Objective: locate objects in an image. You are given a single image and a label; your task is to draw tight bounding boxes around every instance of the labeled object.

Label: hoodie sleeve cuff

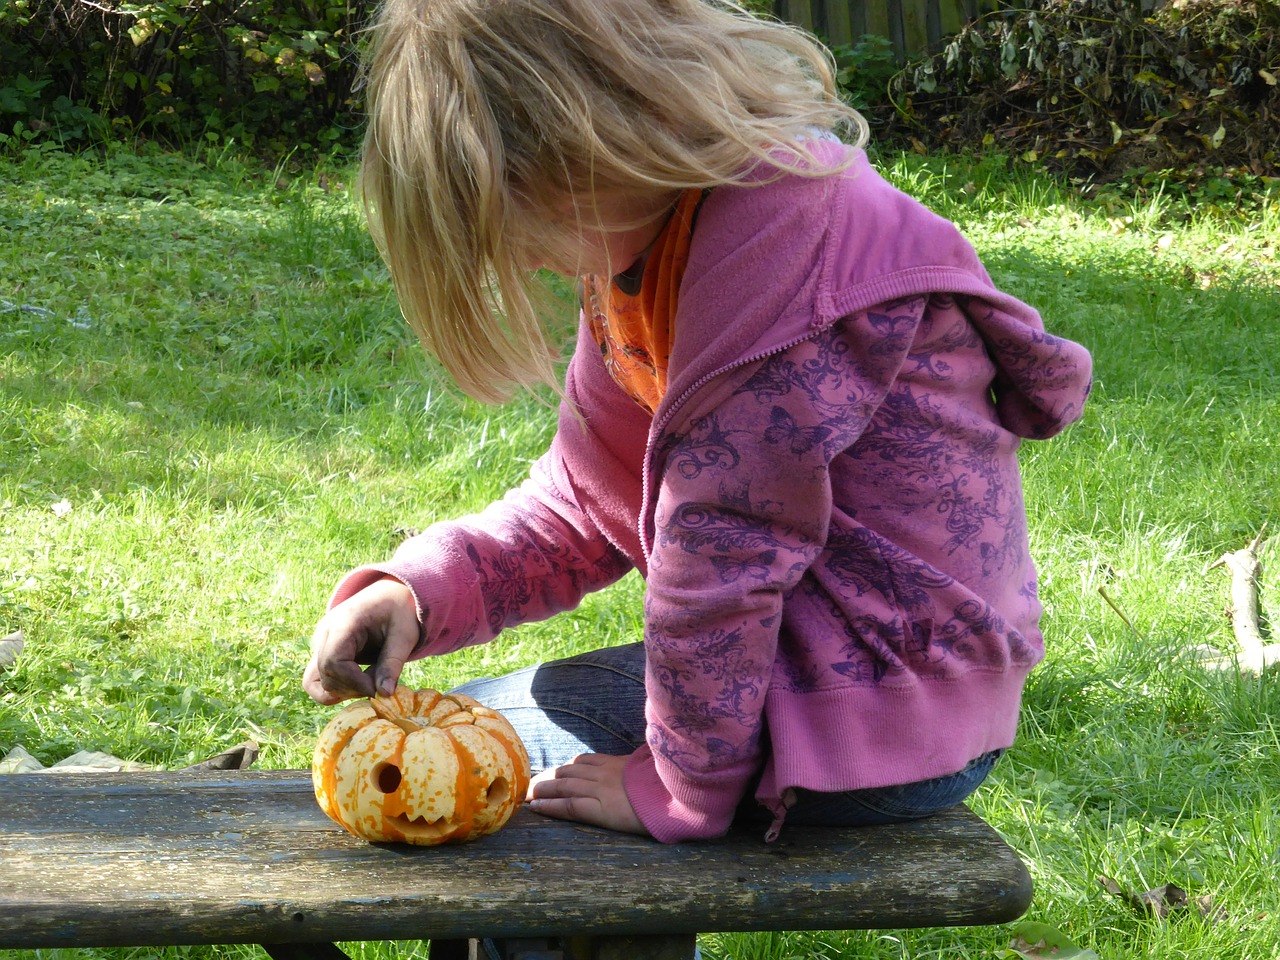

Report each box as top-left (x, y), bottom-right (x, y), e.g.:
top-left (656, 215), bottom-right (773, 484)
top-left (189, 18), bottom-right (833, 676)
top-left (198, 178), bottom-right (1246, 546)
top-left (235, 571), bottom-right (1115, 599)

top-left (623, 744), bottom-right (747, 843)
top-left (327, 536), bottom-right (489, 659)
top-left (329, 566), bottom-right (400, 608)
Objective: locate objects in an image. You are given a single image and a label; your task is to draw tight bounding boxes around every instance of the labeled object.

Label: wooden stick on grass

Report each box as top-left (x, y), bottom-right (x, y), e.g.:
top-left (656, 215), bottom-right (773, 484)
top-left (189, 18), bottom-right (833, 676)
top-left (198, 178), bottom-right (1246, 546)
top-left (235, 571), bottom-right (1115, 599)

top-left (1202, 526), bottom-right (1280, 675)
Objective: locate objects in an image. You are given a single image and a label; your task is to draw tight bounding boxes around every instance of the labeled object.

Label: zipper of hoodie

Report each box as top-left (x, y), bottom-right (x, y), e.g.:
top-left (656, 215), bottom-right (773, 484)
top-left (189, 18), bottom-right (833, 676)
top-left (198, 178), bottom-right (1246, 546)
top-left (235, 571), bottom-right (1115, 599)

top-left (637, 323), bottom-right (828, 563)
top-left (636, 325), bottom-right (827, 844)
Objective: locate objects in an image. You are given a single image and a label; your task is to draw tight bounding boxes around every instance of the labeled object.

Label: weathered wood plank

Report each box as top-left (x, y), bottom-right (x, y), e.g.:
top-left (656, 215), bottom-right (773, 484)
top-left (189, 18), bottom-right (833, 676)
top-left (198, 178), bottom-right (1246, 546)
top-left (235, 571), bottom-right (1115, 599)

top-left (826, 0), bottom-right (855, 46)
top-left (778, 0), bottom-right (816, 33)
top-left (778, 0), bottom-right (1002, 60)
top-left (0, 770), bottom-right (1031, 949)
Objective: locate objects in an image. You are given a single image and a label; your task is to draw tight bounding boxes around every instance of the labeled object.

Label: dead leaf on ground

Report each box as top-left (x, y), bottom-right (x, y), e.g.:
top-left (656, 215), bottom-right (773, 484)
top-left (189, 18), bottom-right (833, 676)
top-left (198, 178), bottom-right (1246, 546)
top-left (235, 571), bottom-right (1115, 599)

top-left (1006, 920), bottom-right (1101, 959)
top-left (182, 740), bottom-right (260, 771)
top-left (1098, 875), bottom-right (1225, 923)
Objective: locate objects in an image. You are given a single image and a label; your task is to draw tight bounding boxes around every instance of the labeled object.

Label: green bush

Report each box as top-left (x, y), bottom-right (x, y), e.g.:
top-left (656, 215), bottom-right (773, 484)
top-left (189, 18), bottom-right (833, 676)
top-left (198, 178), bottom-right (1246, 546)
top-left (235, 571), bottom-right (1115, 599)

top-left (884, 0), bottom-right (1280, 181)
top-left (0, 0), bottom-right (370, 153)
top-left (0, 0), bottom-right (898, 156)
top-left (830, 33), bottom-right (898, 113)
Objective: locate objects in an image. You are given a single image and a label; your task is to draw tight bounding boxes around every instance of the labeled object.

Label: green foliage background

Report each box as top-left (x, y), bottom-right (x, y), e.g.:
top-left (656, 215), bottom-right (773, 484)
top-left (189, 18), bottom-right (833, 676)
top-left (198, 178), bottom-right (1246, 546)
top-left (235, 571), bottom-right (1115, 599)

top-left (884, 0), bottom-right (1280, 180)
top-left (0, 0), bottom-right (371, 153)
top-left (3, 0), bottom-right (1276, 181)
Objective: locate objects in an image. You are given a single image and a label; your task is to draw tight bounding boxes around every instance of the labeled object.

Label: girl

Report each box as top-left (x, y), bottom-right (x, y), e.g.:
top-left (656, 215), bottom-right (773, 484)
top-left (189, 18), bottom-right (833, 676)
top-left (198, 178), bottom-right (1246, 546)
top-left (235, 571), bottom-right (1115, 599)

top-left (303, 0), bottom-right (1093, 845)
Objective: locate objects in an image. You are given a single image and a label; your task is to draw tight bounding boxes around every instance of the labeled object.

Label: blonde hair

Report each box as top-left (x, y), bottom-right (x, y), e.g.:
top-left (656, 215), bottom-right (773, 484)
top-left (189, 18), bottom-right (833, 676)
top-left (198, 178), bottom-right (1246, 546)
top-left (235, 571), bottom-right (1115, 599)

top-left (359, 0), bottom-right (867, 403)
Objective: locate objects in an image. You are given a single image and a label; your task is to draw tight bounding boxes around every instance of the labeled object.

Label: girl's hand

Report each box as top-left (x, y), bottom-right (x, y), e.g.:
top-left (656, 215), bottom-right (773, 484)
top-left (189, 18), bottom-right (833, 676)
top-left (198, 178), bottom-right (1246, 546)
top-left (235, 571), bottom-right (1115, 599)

top-left (527, 753), bottom-right (650, 836)
top-left (302, 577), bottom-right (420, 705)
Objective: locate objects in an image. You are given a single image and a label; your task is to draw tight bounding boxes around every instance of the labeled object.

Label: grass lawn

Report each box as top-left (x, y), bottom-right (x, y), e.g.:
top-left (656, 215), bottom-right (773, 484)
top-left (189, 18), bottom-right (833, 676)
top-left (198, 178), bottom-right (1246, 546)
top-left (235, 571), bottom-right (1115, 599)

top-left (2, 142), bottom-right (1279, 960)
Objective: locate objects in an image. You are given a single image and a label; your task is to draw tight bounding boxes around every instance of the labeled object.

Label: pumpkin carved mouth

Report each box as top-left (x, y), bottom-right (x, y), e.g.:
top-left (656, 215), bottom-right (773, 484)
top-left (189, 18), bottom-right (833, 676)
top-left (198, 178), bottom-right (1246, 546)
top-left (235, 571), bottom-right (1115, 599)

top-left (379, 774), bottom-right (513, 841)
top-left (389, 812), bottom-right (451, 841)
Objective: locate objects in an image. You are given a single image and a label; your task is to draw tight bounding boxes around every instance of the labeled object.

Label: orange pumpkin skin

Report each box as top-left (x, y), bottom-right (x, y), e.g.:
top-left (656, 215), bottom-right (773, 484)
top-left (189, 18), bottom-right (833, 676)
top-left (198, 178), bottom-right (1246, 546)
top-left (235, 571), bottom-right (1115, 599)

top-left (312, 688), bottom-right (531, 845)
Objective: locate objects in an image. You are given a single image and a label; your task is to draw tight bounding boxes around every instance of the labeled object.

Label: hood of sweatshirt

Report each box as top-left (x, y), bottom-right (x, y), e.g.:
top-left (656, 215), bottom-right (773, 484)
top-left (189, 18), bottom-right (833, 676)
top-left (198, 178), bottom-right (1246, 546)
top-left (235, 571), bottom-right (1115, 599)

top-left (662, 143), bottom-right (1091, 441)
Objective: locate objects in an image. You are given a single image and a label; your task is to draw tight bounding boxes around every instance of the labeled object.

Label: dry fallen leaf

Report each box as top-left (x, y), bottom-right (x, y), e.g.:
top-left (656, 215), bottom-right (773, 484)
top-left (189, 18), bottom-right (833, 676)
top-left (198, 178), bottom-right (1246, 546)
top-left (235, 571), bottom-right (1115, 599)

top-left (1098, 875), bottom-right (1225, 923)
top-left (1007, 920), bottom-right (1101, 959)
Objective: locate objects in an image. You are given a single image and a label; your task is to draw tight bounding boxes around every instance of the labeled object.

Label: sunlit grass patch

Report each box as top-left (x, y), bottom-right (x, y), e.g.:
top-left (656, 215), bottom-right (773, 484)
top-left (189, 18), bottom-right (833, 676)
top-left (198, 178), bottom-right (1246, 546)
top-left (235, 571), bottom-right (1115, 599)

top-left (2, 144), bottom-right (1278, 960)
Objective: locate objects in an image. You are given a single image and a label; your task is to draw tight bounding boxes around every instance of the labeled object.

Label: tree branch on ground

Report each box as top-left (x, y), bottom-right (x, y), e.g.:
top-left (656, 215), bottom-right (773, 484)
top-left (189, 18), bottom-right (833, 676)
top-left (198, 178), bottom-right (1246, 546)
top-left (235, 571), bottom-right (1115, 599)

top-left (1201, 526), bottom-right (1280, 674)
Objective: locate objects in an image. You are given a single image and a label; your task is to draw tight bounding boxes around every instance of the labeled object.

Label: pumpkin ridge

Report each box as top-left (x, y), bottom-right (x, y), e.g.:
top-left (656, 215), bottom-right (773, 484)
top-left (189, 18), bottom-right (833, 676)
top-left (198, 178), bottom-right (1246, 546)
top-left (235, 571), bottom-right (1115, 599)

top-left (412, 687), bottom-right (442, 717)
top-left (450, 731), bottom-right (478, 843)
top-left (497, 732), bottom-right (531, 805)
top-left (313, 702), bottom-right (378, 831)
top-left (474, 711), bottom-right (531, 806)
top-left (379, 731), bottom-right (410, 844)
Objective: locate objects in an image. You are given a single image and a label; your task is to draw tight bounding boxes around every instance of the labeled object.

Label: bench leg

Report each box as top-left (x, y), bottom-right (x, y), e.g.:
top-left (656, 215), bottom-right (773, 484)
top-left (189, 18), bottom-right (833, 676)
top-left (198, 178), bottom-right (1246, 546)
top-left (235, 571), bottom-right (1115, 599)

top-left (429, 934), bottom-right (696, 959)
top-left (427, 940), bottom-right (474, 959)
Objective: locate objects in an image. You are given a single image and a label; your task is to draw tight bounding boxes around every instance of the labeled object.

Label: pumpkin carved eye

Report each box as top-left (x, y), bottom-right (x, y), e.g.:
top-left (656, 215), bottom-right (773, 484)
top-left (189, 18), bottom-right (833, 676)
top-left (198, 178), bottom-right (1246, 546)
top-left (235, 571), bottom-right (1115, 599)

top-left (480, 777), bottom-right (510, 806)
top-left (312, 688), bottom-right (531, 846)
top-left (372, 762), bottom-right (402, 794)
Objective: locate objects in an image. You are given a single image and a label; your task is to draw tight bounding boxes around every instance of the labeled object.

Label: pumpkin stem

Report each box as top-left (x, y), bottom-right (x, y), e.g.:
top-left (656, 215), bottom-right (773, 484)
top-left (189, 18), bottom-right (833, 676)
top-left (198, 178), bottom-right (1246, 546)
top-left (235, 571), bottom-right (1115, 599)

top-left (369, 695), bottom-right (423, 735)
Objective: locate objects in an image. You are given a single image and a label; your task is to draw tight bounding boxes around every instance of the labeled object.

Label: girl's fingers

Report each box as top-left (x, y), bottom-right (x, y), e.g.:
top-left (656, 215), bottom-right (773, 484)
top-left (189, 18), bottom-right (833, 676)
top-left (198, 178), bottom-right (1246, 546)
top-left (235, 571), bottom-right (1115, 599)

top-left (526, 754), bottom-right (649, 835)
top-left (526, 795), bottom-right (607, 825)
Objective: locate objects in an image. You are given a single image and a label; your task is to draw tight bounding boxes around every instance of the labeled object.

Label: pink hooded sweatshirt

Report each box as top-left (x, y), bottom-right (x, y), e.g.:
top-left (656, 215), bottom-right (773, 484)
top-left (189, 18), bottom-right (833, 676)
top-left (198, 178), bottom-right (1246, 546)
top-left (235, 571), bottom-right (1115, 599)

top-left (329, 143), bottom-right (1093, 843)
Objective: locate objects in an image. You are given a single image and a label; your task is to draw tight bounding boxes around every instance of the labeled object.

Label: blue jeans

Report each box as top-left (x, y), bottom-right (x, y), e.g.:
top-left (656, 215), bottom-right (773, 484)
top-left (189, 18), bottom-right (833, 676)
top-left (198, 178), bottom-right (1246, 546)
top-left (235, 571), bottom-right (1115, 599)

top-left (453, 641), bottom-right (999, 831)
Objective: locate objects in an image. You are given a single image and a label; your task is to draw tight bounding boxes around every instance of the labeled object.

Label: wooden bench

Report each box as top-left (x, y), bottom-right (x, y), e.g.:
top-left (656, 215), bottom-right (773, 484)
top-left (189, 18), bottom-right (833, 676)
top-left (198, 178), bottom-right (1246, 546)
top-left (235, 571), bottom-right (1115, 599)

top-left (0, 769), bottom-right (1032, 960)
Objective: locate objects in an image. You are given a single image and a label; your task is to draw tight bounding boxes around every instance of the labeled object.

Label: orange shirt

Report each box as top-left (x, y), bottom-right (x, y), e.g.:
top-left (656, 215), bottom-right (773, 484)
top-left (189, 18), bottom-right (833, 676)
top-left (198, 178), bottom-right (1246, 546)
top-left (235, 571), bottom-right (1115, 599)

top-left (583, 189), bottom-right (704, 414)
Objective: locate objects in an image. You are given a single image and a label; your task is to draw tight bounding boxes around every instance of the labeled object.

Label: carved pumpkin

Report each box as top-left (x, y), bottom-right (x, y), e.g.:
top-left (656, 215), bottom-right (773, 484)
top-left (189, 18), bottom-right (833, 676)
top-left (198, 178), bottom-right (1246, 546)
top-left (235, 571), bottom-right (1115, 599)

top-left (312, 687), bottom-right (530, 845)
